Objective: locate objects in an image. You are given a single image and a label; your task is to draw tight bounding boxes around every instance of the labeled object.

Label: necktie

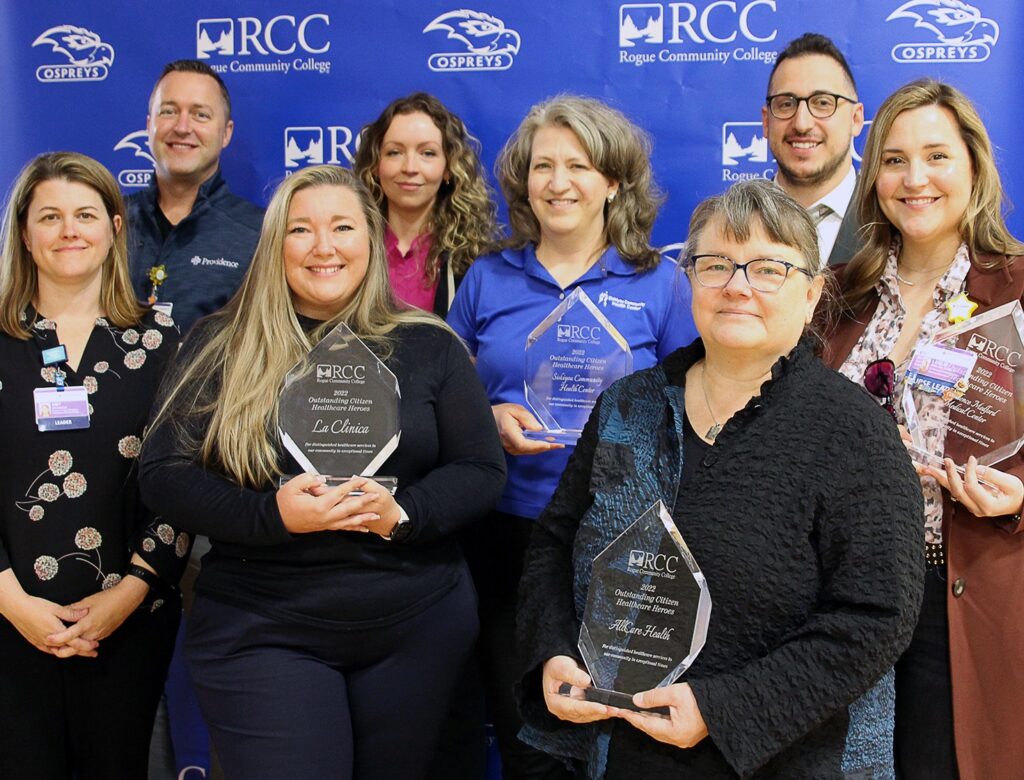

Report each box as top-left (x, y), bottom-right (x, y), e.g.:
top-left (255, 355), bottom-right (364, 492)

top-left (812, 203), bottom-right (833, 226)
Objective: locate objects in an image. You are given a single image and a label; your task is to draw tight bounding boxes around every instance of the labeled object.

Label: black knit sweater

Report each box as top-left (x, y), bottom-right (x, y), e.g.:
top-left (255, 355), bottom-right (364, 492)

top-left (517, 339), bottom-right (925, 778)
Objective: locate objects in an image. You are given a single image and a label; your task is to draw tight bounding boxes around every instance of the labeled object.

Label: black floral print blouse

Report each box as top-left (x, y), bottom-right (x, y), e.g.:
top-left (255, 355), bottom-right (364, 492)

top-left (0, 307), bottom-right (189, 608)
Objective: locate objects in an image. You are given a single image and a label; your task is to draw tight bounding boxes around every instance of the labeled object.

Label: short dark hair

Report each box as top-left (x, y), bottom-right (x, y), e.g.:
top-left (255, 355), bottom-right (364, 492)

top-left (150, 59), bottom-right (232, 120)
top-left (768, 33), bottom-right (857, 96)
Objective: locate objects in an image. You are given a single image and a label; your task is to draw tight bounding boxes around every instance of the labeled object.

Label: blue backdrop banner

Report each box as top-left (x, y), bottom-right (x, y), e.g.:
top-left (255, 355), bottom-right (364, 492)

top-left (3, 0), bottom-right (1022, 251)
top-left (2, 2), bottom-right (1021, 778)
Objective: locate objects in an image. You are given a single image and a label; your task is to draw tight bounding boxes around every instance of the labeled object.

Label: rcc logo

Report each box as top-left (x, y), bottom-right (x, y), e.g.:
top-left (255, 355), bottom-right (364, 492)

top-left (316, 364), bottom-right (367, 380)
top-left (628, 550), bottom-right (679, 573)
top-left (557, 324), bottom-right (601, 340)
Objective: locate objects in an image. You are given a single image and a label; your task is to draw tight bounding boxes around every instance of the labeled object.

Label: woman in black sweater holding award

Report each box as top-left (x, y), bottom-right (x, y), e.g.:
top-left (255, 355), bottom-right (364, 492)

top-left (139, 164), bottom-right (505, 780)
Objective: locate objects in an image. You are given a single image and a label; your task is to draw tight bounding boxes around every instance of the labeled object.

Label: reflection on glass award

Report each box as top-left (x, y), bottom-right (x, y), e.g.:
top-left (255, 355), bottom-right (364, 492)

top-left (278, 322), bottom-right (400, 493)
top-left (523, 288), bottom-right (632, 443)
top-left (561, 501), bottom-right (711, 717)
top-left (902, 300), bottom-right (1024, 469)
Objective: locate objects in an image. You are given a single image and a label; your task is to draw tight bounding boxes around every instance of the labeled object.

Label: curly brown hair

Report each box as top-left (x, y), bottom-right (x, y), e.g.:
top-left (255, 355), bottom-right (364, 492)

top-left (354, 93), bottom-right (499, 280)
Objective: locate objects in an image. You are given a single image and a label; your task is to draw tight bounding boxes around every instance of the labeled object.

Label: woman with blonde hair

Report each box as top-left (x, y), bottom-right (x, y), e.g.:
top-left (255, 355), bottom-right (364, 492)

top-left (139, 164), bottom-right (505, 780)
top-left (0, 152), bottom-right (185, 778)
top-left (354, 92), bottom-right (499, 316)
top-left (825, 79), bottom-right (1024, 780)
top-left (448, 95), bottom-right (697, 778)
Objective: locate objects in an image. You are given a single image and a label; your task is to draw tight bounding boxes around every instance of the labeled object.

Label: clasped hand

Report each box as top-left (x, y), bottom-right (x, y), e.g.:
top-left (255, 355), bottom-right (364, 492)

top-left (277, 473), bottom-right (402, 537)
top-left (917, 455), bottom-right (1024, 518)
top-left (541, 655), bottom-right (708, 748)
top-left (492, 403), bottom-right (564, 456)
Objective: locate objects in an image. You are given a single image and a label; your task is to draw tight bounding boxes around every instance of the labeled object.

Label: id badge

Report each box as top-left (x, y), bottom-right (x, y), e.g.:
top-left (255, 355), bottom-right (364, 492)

top-left (905, 343), bottom-right (978, 397)
top-left (152, 302), bottom-right (173, 317)
top-left (34, 386), bottom-right (90, 432)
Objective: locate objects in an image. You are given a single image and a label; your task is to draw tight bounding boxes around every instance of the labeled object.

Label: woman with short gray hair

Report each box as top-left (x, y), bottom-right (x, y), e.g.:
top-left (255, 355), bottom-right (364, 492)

top-left (516, 179), bottom-right (925, 778)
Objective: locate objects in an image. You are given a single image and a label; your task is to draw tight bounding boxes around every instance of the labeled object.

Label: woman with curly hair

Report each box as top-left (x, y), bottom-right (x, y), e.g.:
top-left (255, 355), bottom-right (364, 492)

top-left (0, 152), bottom-right (186, 779)
top-left (354, 92), bottom-right (499, 317)
top-left (448, 95), bottom-right (697, 779)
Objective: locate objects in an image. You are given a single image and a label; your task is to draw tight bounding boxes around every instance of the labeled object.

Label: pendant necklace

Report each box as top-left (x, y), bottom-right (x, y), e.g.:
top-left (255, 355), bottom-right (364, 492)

top-left (896, 260), bottom-right (952, 287)
top-left (700, 364), bottom-right (723, 441)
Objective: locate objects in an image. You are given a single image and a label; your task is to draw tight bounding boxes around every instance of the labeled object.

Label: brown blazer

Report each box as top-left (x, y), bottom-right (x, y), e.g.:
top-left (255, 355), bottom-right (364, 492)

top-left (825, 255), bottom-right (1024, 780)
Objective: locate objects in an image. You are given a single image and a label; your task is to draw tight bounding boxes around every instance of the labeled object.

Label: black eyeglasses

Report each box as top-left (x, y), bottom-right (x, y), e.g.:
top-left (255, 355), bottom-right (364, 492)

top-left (863, 358), bottom-right (897, 419)
top-left (686, 255), bottom-right (813, 293)
top-left (766, 91), bottom-right (857, 120)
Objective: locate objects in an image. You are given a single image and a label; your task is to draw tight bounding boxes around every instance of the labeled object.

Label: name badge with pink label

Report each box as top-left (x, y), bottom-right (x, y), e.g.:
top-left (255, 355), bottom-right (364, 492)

top-left (34, 386), bottom-right (90, 432)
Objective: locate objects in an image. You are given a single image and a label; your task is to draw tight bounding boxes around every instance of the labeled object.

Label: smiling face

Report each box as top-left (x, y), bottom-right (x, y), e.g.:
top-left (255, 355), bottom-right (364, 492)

top-left (763, 54), bottom-right (863, 202)
top-left (689, 215), bottom-right (822, 360)
top-left (147, 71), bottom-right (233, 187)
top-left (376, 111), bottom-right (448, 225)
top-left (283, 185), bottom-right (371, 320)
top-left (527, 124), bottom-right (617, 249)
top-left (874, 104), bottom-right (973, 255)
top-left (22, 178), bottom-right (120, 292)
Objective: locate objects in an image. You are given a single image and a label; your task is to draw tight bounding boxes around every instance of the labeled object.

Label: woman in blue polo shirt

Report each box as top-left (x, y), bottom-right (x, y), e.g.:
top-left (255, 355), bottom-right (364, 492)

top-left (448, 94), bottom-right (696, 779)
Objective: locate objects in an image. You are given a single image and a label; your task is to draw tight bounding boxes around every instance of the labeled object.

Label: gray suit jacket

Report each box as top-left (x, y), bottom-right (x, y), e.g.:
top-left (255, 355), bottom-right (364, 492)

top-left (826, 175), bottom-right (862, 267)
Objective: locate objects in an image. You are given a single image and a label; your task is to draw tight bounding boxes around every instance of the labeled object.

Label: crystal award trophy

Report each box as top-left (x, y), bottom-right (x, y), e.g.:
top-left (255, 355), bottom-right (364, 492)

top-left (524, 288), bottom-right (632, 443)
top-left (560, 501), bottom-right (712, 716)
top-left (278, 322), bottom-right (401, 492)
top-left (902, 300), bottom-right (1024, 468)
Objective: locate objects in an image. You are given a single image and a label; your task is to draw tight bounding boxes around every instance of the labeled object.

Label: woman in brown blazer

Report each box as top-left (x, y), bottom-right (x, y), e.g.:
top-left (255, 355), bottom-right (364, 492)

top-left (824, 79), bottom-right (1024, 780)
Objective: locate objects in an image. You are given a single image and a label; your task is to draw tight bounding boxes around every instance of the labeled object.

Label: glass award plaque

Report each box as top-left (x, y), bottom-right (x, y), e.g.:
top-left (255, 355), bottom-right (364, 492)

top-left (278, 322), bottom-right (400, 492)
top-left (561, 501), bottom-right (711, 716)
top-left (902, 300), bottom-right (1024, 469)
top-left (524, 288), bottom-right (632, 443)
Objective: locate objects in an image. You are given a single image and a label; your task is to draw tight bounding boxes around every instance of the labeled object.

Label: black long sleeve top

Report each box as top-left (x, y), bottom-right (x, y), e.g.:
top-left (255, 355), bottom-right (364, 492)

top-left (0, 308), bottom-right (186, 606)
top-left (517, 340), bottom-right (926, 779)
top-left (139, 319), bottom-right (506, 627)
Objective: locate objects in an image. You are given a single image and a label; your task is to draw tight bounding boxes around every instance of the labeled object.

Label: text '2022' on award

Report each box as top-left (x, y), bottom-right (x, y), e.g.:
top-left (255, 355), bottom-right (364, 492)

top-left (560, 501), bottom-right (711, 716)
top-left (524, 287), bottom-right (632, 443)
top-left (902, 300), bottom-right (1024, 469)
top-left (278, 322), bottom-right (400, 492)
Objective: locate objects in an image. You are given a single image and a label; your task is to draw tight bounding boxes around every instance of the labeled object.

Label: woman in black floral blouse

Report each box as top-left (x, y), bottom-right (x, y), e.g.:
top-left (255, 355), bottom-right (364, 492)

top-left (0, 152), bottom-right (188, 779)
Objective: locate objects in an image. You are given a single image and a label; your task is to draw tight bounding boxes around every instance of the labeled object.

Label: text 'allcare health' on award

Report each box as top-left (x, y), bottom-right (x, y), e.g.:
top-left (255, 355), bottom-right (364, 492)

top-left (560, 501), bottom-right (712, 716)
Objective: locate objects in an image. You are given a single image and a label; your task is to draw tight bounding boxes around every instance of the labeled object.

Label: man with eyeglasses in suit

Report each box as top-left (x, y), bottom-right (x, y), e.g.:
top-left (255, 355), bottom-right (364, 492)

top-left (763, 33), bottom-right (865, 268)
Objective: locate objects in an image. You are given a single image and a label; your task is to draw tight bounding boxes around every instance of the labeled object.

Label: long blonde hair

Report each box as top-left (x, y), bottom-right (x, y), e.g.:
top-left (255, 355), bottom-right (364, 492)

top-left (353, 92), bottom-right (500, 280)
top-left (149, 165), bottom-right (446, 487)
top-left (844, 79), bottom-right (1024, 309)
top-left (0, 152), bottom-right (144, 338)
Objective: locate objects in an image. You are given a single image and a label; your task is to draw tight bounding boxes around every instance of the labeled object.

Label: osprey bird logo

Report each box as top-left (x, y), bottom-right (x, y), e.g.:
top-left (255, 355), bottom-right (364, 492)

top-left (32, 25), bottom-right (115, 67)
top-left (423, 10), bottom-right (521, 55)
top-left (114, 131), bottom-right (156, 166)
top-left (887, 0), bottom-right (999, 45)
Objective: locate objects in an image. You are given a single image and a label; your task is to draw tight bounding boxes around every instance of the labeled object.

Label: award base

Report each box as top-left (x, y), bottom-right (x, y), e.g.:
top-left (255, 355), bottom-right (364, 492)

top-left (523, 428), bottom-right (579, 444)
top-left (277, 474), bottom-right (399, 494)
top-left (557, 683), bottom-right (669, 718)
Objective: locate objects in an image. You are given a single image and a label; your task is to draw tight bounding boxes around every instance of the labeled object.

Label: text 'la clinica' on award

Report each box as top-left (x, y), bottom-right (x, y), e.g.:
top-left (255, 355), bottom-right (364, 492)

top-left (523, 287), bottom-right (632, 444)
top-left (278, 322), bottom-right (401, 493)
top-left (560, 501), bottom-right (712, 717)
top-left (902, 300), bottom-right (1024, 470)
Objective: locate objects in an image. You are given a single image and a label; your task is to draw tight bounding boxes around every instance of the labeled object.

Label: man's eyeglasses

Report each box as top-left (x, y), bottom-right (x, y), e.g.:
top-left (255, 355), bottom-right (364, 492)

top-left (766, 91), bottom-right (857, 120)
top-left (686, 255), bottom-right (813, 293)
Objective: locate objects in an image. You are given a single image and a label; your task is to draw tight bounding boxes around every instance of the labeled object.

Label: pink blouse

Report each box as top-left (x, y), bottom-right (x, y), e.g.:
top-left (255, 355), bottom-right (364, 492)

top-left (385, 227), bottom-right (436, 312)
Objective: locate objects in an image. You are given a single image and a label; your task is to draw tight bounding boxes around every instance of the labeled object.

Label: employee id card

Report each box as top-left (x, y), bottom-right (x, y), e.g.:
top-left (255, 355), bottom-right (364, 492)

top-left (904, 343), bottom-right (978, 397)
top-left (34, 386), bottom-right (90, 432)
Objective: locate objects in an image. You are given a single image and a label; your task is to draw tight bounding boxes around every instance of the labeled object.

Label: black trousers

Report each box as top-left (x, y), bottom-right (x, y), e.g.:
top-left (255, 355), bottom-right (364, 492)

top-left (462, 512), bottom-right (575, 780)
top-left (185, 572), bottom-right (478, 780)
top-left (0, 597), bottom-right (180, 780)
top-left (895, 566), bottom-right (959, 780)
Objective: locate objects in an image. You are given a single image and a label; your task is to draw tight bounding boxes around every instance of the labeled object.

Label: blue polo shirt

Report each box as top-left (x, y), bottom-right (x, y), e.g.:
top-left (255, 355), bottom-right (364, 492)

top-left (448, 244), bottom-right (697, 519)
